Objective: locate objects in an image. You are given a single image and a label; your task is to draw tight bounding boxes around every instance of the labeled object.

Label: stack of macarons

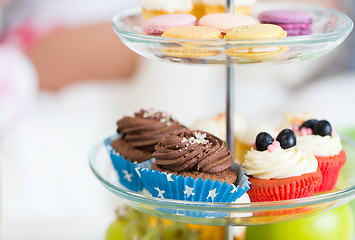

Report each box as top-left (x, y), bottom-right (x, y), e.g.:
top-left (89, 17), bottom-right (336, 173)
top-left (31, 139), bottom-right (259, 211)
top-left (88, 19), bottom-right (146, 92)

top-left (143, 9), bottom-right (313, 38)
top-left (143, 12), bottom-right (294, 59)
top-left (143, 12), bottom-right (257, 37)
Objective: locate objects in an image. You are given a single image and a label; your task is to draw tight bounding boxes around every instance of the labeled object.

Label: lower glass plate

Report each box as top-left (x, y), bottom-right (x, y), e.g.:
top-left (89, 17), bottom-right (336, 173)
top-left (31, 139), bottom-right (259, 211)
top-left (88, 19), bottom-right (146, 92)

top-left (89, 136), bottom-right (355, 226)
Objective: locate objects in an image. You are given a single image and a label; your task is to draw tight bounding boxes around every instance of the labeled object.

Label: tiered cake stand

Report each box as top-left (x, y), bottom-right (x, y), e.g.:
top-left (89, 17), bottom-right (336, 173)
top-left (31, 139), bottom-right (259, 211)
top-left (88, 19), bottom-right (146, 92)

top-left (90, 1), bottom-right (354, 239)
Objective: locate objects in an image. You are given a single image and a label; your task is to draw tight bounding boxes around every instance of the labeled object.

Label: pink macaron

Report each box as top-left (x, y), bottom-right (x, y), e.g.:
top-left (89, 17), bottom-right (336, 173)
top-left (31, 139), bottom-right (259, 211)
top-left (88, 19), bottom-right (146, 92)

top-left (199, 13), bottom-right (257, 33)
top-left (258, 10), bottom-right (313, 36)
top-left (143, 14), bottom-right (197, 35)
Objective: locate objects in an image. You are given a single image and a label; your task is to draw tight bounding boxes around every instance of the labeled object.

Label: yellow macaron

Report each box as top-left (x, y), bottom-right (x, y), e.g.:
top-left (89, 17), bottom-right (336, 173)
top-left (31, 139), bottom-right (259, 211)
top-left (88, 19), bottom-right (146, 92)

top-left (225, 24), bottom-right (287, 40)
top-left (162, 25), bottom-right (222, 39)
top-left (161, 26), bottom-right (221, 58)
top-left (224, 24), bottom-right (288, 61)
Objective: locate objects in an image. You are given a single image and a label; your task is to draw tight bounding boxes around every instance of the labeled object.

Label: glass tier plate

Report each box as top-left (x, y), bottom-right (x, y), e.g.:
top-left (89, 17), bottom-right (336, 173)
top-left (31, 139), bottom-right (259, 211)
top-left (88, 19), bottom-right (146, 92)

top-left (112, 2), bottom-right (353, 65)
top-left (89, 136), bottom-right (355, 226)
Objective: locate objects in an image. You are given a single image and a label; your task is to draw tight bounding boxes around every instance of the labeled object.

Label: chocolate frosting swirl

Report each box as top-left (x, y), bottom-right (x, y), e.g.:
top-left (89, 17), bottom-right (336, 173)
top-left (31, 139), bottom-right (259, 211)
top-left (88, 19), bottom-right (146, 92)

top-left (117, 109), bottom-right (185, 152)
top-left (153, 130), bottom-right (233, 173)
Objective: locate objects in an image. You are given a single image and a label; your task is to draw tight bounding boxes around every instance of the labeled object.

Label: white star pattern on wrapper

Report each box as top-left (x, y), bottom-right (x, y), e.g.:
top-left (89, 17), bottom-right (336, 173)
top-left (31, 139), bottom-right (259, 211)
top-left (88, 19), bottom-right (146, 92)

top-left (135, 167), bottom-right (141, 177)
top-left (230, 184), bottom-right (238, 194)
top-left (207, 188), bottom-right (218, 201)
top-left (184, 186), bottom-right (195, 198)
top-left (155, 187), bottom-right (165, 199)
top-left (166, 173), bottom-right (174, 182)
top-left (176, 210), bottom-right (184, 216)
top-left (122, 170), bottom-right (133, 182)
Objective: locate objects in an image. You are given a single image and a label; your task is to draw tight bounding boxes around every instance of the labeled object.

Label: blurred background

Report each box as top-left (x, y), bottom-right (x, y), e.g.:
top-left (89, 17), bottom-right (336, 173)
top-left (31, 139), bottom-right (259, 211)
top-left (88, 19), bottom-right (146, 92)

top-left (0, 0), bottom-right (354, 239)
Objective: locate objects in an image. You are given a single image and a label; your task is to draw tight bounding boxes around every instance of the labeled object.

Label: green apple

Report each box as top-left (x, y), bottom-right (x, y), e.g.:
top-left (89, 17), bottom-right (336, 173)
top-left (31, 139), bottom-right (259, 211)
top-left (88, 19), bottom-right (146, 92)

top-left (105, 207), bottom-right (159, 240)
top-left (106, 218), bottom-right (126, 240)
top-left (106, 206), bottom-right (199, 240)
top-left (246, 204), bottom-right (354, 240)
top-left (338, 127), bottom-right (355, 231)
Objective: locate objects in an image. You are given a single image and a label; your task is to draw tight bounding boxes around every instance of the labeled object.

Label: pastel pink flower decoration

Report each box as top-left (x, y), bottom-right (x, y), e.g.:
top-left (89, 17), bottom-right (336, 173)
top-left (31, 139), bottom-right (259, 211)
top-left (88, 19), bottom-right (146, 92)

top-left (267, 144), bottom-right (276, 153)
top-left (300, 128), bottom-right (308, 136)
top-left (292, 123), bottom-right (299, 132)
top-left (272, 141), bottom-right (281, 148)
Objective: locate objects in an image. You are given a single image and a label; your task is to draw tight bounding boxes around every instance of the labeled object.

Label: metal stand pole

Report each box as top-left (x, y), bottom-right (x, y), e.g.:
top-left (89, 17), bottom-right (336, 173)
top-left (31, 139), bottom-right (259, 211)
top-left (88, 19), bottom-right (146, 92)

top-left (225, 69), bottom-right (235, 240)
top-left (226, 66), bottom-right (235, 156)
top-left (225, 1), bottom-right (234, 240)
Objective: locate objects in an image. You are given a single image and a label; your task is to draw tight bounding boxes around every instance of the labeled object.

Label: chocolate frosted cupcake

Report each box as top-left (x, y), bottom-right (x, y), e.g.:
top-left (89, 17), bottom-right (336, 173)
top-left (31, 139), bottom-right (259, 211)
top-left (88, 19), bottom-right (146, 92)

top-left (138, 130), bottom-right (250, 203)
top-left (105, 108), bottom-right (185, 192)
top-left (152, 130), bottom-right (237, 184)
top-left (113, 109), bottom-right (185, 163)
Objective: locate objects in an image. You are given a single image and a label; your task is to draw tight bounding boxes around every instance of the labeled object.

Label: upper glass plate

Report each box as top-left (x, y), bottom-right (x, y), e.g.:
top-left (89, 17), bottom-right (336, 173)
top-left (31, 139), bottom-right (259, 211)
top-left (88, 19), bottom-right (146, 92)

top-left (112, 2), bottom-right (353, 65)
top-left (89, 136), bottom-right (355, 226)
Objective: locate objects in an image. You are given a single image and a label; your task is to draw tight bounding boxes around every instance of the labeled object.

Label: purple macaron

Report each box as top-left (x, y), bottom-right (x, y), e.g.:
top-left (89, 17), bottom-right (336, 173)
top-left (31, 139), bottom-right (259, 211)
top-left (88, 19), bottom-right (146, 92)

top-left (258, 10), bottom-right (313, 36)
top-left (143, 14), bottom-right (197, 36)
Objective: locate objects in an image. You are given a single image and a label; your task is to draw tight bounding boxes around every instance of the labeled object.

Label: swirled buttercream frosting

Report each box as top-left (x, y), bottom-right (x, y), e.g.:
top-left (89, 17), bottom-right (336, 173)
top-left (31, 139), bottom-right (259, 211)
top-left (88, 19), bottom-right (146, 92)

top-left (297, 134), bottom-right (342, 157)
top-left (243, 146), bottom-right (318, 180)
top-left (153, 130), bottom-right (233, 173)
top-left (117, 109), bottom-right (185, 152)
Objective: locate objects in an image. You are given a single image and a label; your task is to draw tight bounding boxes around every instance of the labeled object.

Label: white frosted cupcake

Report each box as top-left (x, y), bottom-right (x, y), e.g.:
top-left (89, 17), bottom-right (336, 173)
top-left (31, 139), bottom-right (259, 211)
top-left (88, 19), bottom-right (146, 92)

top-left (243, 129), bottom-right (322, 202)
top-left (293, 119), bottom-right (347, 193)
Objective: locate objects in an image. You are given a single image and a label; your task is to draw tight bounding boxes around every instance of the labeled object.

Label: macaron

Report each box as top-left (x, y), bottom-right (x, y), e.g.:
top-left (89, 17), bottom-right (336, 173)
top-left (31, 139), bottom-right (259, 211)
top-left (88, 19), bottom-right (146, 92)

top-left (259, 10), bottom-right (313, 36)
top-left (161, 26), bottom-right (221, 57)
top-left (199, 13), bottom-right (257, 33)
top-left (224, 24), bottom-right (288, 60)
top-left (225, 24), bottom-right (287, 40)
top-left (162, 25), bottom-right (222, 39)
top-left (143, 13), bottom-right (197, 35)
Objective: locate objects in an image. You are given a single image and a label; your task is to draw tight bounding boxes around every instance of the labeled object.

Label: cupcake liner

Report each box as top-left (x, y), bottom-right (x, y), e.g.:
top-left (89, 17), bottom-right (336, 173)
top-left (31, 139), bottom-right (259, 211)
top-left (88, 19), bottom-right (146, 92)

top-left (138, 163), bottom-right (250, 203)
top-left (104, 135), bottom-right (154, 192)
top-left (248, 168), bottom-right (322, 202)
top-left (315, 150), bottom-right (347, 193)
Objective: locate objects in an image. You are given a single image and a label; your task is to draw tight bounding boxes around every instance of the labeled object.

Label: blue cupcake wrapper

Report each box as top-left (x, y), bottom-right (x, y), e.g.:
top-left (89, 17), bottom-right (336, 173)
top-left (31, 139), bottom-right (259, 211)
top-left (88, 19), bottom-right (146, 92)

top-left (138, 163), bottom-right (250, 203)
top-left (104, 135), bottom-right (154, 192)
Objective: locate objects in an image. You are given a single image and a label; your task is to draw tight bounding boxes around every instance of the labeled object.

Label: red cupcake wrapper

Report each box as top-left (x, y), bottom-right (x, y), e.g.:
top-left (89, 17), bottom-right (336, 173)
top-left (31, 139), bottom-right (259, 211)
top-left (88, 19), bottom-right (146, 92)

top-left (248, 168), bottom-right (322, 202)
top-left (315, 150), bottom-right (347, 193)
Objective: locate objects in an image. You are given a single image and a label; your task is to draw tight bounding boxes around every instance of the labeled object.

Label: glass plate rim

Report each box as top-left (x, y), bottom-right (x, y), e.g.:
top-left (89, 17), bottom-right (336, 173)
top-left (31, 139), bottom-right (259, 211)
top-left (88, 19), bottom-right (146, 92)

top-left (89, 135), bottom-right (355, 212)
top-left (112, 1), bottom-right (353, 46)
